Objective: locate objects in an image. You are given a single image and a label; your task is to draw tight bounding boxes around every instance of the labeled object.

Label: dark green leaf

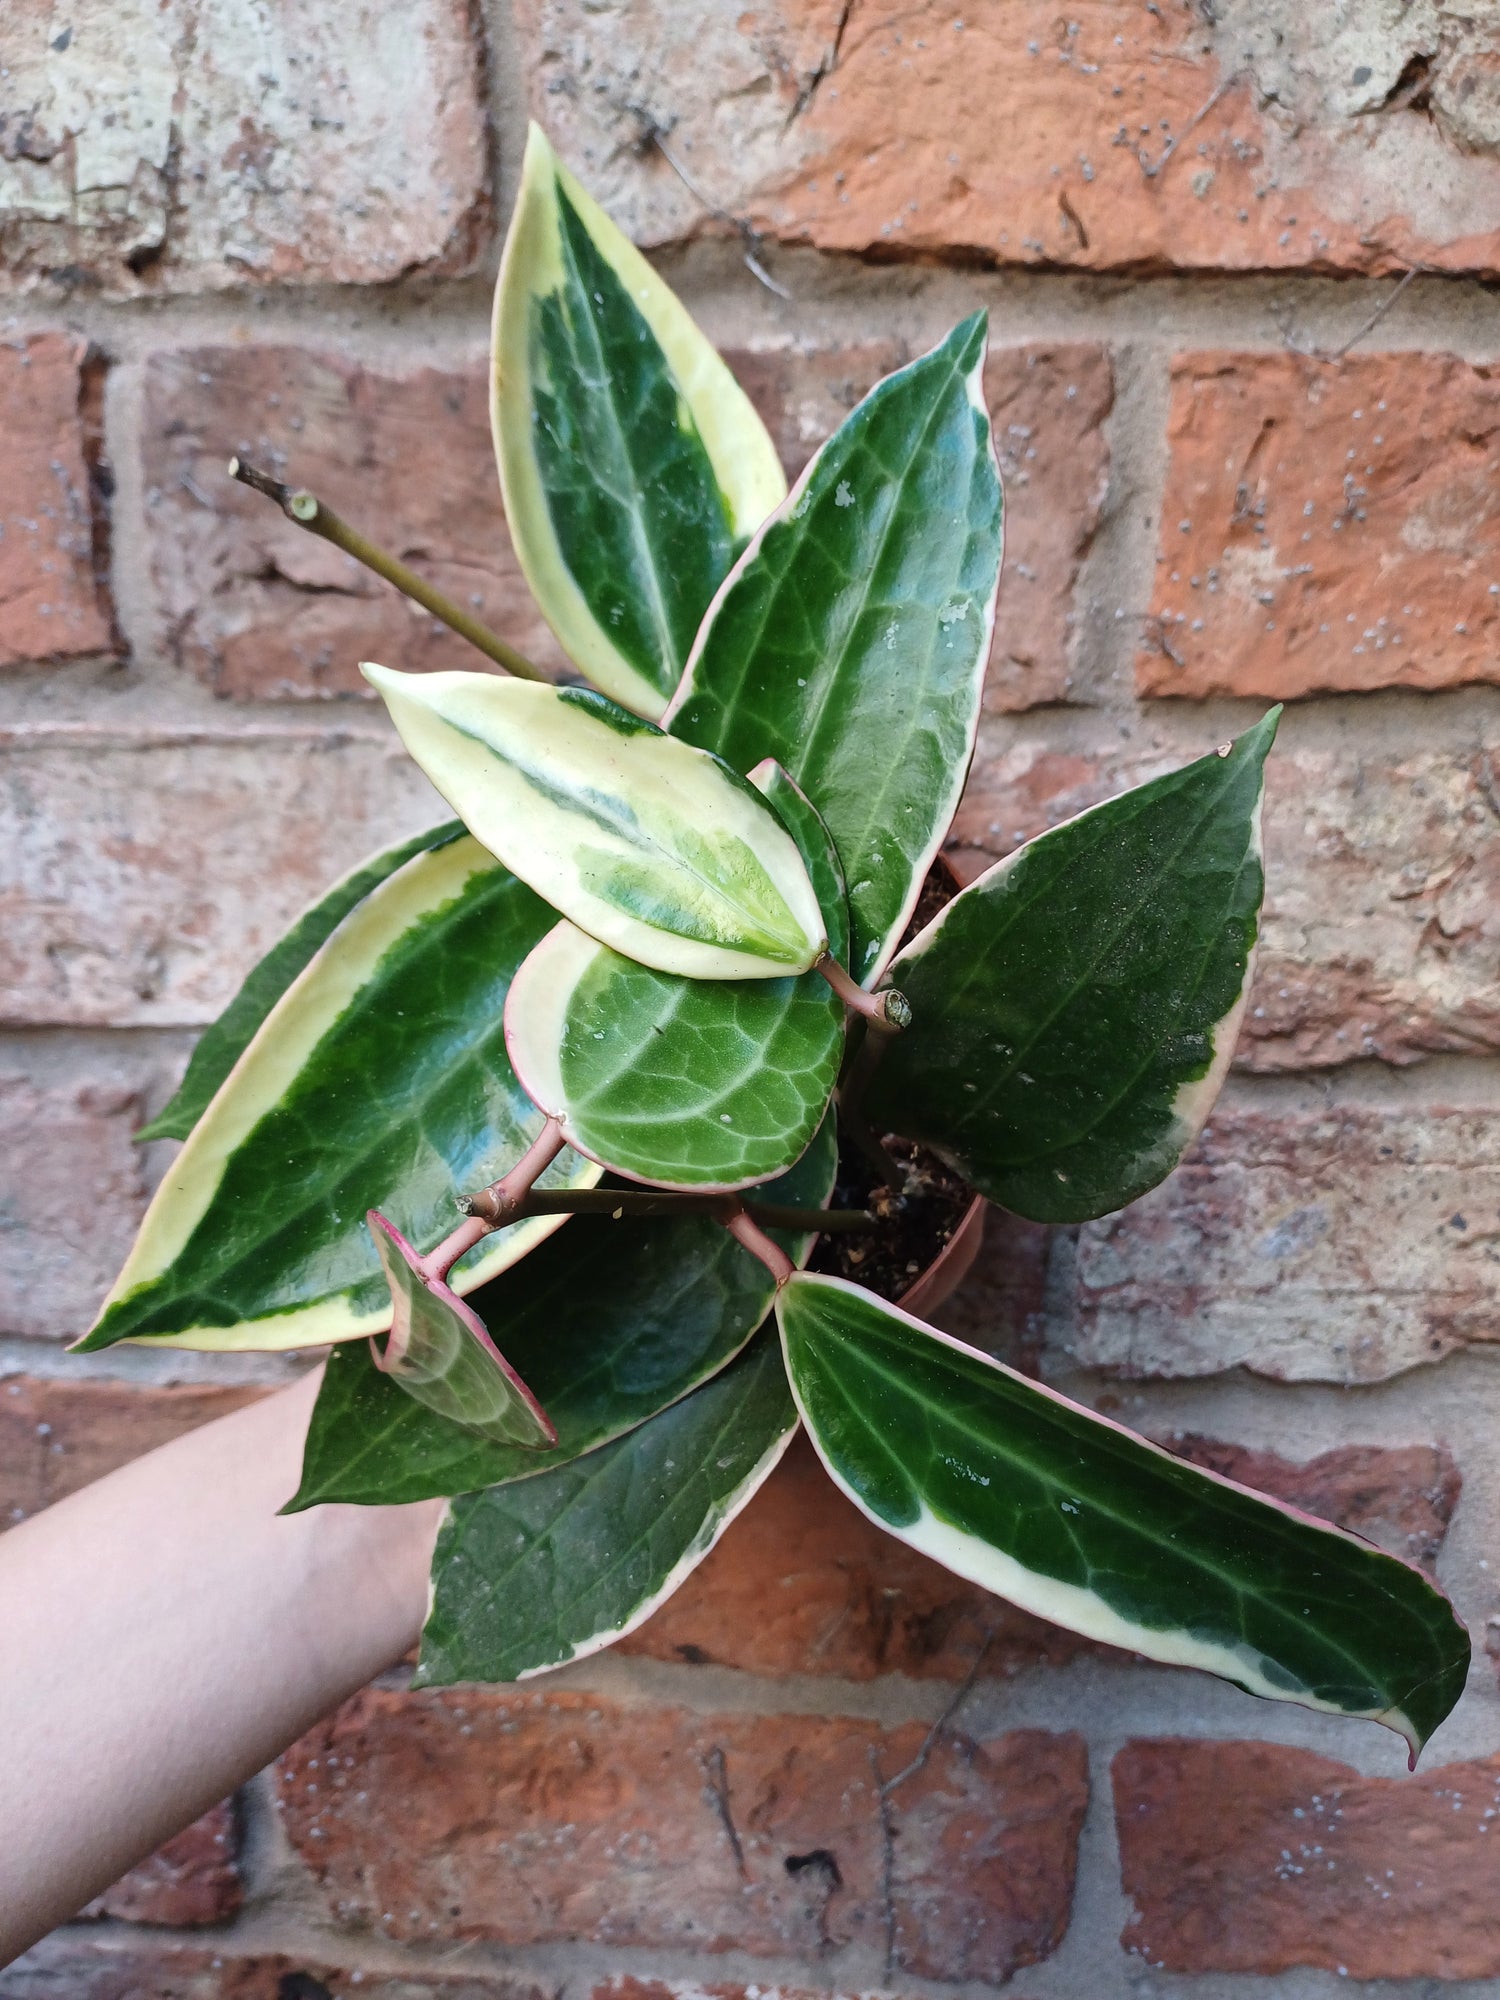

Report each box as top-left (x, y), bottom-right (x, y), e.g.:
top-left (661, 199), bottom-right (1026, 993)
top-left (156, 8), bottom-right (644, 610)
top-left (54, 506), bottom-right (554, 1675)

top-left (415, 1330), bottom-right (796, 1685)
top-left (286, 1118), bottom-right (835, 1509)
top-left (668, 314), bottom-right (1003, 984)
top-left (79, 840), bottom-right (598, 1354)
top-left (778, 1274), bottom-right (1469, 1760)
top-left (139, 821), bottom-right (463, 1142)
top-left (867, 712), bottom-right (1279, 1222)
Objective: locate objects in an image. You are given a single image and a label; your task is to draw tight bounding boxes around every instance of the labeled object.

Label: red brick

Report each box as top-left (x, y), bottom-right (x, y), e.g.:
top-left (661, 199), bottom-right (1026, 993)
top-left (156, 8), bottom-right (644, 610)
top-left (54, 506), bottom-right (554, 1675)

top-left (1072, 1097), bottom-right (1500, 1381)
top-left (0, 336), bottom-right (112, 666)
top-left (0, 1378), bottom-right (265, 1524)
top-left (0, 1937), bottom-right (547, 1998)
top-left (0, 730), bottom-right (444, 1027)
top-left (1116, 1738), bottom-right (1500, 1978)
top-left (1143, 351), bottom-right (1500, 699)
top-left (517, 0), bottom-right (1500, 277)
top-left (277, 1688), bottom-right (1087, 1982)
top-left (143, 349), bottom-right (571, 700)
top-left (0, 1), bottom-right (489, 293)
top-left (83, 1801), bottom-right (240, 1928)
top-left (620, 1431), bottom-right (1085, 1682)
top-left (949, 734), bottom-right (1500, 1069)
top-left (0, 1070), bottom-right (148, 1343)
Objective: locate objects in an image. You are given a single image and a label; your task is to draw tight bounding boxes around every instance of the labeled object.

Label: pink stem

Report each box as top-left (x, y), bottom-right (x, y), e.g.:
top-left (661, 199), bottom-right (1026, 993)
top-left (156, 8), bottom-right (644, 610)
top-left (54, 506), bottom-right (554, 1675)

top-left (724, 1208), bottom-right (795, 1285)
top-left (816, 952), bottom-right (911, 1029)
top-left (421, 1117), bottom-right (565, 1281)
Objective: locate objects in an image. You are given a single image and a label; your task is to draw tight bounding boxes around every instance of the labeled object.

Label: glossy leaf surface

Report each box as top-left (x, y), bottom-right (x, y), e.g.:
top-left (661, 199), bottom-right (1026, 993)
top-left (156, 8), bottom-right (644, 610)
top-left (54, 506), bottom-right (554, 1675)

top-left (667, 314), bottom-right (1002, 985)
top-left (493, 124), bottom-right (787, 719)
top-left (416, 1330), bottom-right (796, 1685)
top-left (368, 1212), bottom-right (554, 1448)
top-left (79, 839), bottom-right (599, 1353)
top-left (141, 820), bottom-right (464, 1142)
top-left (867, 713), bottom-right (1279, 1223)
top-left (366, 668), bottom-right (826, 981)
top-left (779, 1274), bottom-right (1469, 1760)
top-left (504, 764), bottom-right (847, 1190)
top-left (287, 1120), bottom-right (834, 1509)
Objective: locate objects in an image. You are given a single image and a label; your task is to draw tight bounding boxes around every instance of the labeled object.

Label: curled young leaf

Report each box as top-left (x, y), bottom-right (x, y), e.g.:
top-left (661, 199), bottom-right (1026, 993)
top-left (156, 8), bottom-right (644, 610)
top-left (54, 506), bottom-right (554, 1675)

top-left (867, 712), bottom-right (1280, 1222)
top-left (364, 667), bottom-right (826, 980)
top-left (778, 1273), bottom-right (1470, 1762)
top-left (368, 1211), bottom-right (555, 1449)
top-left (287, 1118), bottom-right (835, 1510)
top-left (493, 123), bottom-right (787, 719)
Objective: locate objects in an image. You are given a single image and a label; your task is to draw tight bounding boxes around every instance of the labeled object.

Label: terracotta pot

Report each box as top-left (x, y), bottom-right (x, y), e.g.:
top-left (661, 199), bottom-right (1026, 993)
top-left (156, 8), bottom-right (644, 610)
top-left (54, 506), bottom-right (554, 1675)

top-left (893, 1192), bottom-right (986, 1318)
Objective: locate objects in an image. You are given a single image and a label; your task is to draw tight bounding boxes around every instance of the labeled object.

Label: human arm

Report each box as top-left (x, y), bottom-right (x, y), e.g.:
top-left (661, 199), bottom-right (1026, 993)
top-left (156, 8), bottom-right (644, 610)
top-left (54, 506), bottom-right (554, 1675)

top-left (0, 1367), bottom-right (442, 1964)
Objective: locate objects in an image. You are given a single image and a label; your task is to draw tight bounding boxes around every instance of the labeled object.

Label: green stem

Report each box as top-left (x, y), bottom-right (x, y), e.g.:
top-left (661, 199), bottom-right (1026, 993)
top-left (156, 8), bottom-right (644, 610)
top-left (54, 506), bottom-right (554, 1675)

top-left (510, 1187), bottom-right (875, 1232)
top-left (228, 457), bottom-right (547, 683)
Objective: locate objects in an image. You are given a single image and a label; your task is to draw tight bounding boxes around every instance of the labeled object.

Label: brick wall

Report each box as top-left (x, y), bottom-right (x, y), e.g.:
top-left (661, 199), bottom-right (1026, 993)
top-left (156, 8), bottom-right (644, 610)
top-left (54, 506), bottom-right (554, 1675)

top-left (4, 2), bottom-right (1500, 1992)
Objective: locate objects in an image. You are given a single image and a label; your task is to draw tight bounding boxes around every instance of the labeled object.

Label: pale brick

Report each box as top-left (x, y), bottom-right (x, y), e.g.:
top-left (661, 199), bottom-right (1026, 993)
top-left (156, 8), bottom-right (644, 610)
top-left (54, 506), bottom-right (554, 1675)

top-left (0, 729), bottom-right (443, 1027)
top-left (516, 0), bottom-right (1500, 277)
top-left (0, 1938), bottom-right (548, 1998)
top-left (0, 0), bottom-right (489, 292)
top-left (950, 732), bottom-right (1500, 1069)
top-left (1144, 351), bottom-right (1500, 699)
top-left (143, 348), bottom-right (570, 700)
top-left (1116, 1738), bottom-right (1500, 1978)
top-left (143, 340), bottom-right (1109, 710)
top-left (0, 1378), bottom-right (265, 1522)
top-left (277, 1688), bottom-right (1087, 1982)
top-left (1069, 1096), bottom-right (1500, 1382)
top-left (0, 334), bottom-right (112, 666)
top-left (0, 1059), bottom-right (149, 1342)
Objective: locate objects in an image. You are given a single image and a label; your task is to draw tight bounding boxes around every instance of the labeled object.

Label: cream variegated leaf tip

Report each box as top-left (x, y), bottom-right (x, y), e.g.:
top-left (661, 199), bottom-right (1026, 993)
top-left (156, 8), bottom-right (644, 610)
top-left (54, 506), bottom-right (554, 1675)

top-left (364, 665), bottom-right (827, 980)
top-left (492, 123), bottom-right (787, 719)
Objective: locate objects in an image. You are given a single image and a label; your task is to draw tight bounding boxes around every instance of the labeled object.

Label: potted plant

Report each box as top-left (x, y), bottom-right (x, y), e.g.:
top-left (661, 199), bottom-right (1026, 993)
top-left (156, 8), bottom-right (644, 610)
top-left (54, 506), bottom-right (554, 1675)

top-left (76, 127), bottom-right (1469, 1759)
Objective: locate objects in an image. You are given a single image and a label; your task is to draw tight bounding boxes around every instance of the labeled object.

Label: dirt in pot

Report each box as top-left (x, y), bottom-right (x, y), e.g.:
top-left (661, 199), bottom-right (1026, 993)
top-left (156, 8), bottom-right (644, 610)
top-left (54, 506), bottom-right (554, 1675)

top-left (811, 1134), bottom-right (974, 1303)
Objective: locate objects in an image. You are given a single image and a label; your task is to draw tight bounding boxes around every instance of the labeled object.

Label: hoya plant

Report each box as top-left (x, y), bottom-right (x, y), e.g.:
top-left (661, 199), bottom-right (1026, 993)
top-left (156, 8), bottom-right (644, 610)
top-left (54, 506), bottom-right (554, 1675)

top-left (80, 128), bottom-right (1468, 1759)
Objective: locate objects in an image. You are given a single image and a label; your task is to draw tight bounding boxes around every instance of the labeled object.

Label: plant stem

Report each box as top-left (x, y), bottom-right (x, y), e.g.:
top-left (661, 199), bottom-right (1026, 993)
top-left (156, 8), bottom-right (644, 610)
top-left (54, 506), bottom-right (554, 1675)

top-left (512, 1187), bottom-right (875, 1232)
top-left (816, 952), bottom-right (912, 1030)
top-left (723, 1208), bottom-right (795, 1285)
top-left (836, 1017), bottom-right (908, 1195)
top-left (227, 457), bottom-right (547, 684)
top-left (424, 1119), bottom-right (566, 1279)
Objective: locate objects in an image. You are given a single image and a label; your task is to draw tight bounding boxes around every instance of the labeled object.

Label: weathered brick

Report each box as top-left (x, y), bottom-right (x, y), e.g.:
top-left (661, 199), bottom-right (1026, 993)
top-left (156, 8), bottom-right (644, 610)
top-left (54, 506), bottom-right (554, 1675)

top-left (0, 0), bottom-right (489, 292)
top-left (517, 0), bottom-right (1500, 277)
top-left (277, 1688), bottom-right (1087, 1982)
top-left (950, 733), bottom-right (1500, 1069)
top-left (593, 1983), bottom-right (887, 2000)
top-left (144, 339), bottom-right (1108, 710)
top-left (0, 335), bottom-right (112, 666)
top-left (0, 1064), bottom-right (150, 1343)
top-left (0, 1378), bottom-right (265, 1522)
top-left (1070, 1097), bottom-right (1500, 1382)
top-left (1116, 1738), bottom-right (1500, 1978)
top-left (0, 1937), bottom-right (547, 1999)
top-left (1143, 351), bottom-right (1500, 699)
top-left (143, 349), bottom-right (571, 700)
top-left (82, 1801), bottom-right (240, 1928)
top-left (620, 1431), bottom-right (1084, 1682)
top-left (0, 729), bottom-right (442, 1027)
